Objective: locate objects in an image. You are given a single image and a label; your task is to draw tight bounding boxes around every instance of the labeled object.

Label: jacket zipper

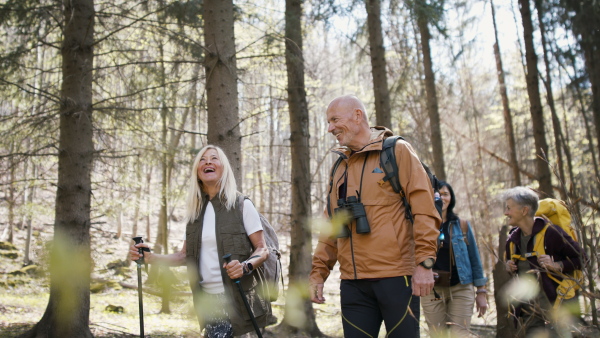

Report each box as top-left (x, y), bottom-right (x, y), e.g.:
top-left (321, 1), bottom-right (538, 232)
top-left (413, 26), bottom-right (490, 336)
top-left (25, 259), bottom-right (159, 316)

top-left (349, 228), bottom-right (357, 279)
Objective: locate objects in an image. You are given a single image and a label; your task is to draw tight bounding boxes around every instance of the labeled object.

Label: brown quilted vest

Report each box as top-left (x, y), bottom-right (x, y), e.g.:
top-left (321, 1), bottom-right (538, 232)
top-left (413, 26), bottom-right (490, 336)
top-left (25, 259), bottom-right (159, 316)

top-left (185, 194), bottom-right (269, 335)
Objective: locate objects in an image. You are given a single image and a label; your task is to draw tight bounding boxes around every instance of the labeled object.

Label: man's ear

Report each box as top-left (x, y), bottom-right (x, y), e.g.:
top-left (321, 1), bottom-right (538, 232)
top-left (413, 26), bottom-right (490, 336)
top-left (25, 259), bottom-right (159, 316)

top-left (354, 108), bottom-right (364, 123)
top-left (522, 206), bottom-right (529, 217)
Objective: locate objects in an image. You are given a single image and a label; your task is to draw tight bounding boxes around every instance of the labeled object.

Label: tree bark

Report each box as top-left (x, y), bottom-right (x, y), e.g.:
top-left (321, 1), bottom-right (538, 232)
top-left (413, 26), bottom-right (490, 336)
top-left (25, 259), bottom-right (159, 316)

top-left (491, 0), bottom-right (521, 186)
top-left (494, 225), bottom-right (517, 337)
top-left (21, 0), bottom-right (95, 336)
top-left (562, 0), bottom-right (600, 166)
top-left (416, 9), bottom-right (446, 180)
top-left (366, 0), bottom-right (392, 129)
top-left (536, 0), bottom-right (567, 199)
top-left (277, 0), bottom-right (321, 335)
top-left (518, 0), bottom-right (553, 197)
top-left (204, 0), bottom-right (242, 185)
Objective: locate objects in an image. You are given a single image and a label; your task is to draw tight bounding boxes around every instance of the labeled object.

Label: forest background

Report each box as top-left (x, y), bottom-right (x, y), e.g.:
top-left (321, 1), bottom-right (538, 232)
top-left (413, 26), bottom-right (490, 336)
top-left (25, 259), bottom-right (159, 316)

top-left (0, 0), bottom-right (599, 337)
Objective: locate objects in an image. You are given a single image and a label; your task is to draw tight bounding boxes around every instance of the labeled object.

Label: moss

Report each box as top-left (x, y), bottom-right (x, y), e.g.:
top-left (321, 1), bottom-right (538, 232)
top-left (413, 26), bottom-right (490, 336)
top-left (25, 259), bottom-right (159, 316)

top-left (21, 264), bottom-right (43, 277)
top-left (0, 250), bottom-right (18, 259)
top-left (0, 242), bottom-right (17, 251)
top-left (90, 282), bottom-right (107, 293)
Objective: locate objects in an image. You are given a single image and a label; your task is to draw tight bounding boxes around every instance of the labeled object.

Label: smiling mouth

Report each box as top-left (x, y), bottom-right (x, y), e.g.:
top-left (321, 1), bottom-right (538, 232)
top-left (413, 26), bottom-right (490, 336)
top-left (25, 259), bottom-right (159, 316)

top-left (203, 168), bottom-right (215, 173)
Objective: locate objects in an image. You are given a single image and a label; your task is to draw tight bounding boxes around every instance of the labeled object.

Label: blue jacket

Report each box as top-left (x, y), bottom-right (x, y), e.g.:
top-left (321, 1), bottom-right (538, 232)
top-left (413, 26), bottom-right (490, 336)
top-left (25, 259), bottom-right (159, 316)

top-left (449, 219), bottom-right (488, 287)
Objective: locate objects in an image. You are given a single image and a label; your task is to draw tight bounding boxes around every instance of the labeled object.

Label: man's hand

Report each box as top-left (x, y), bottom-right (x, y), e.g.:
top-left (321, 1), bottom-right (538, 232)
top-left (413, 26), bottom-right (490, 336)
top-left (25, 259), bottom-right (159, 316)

top-left (310, 283), bottom-right (325, 304)
top-left (411, 265), bottom-right (434, 296)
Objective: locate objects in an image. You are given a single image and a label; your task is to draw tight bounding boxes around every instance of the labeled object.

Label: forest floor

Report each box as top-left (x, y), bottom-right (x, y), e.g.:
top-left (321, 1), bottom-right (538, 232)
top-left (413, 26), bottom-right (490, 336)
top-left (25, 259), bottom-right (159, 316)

top-left (0, 224), bottom-right (498, 337)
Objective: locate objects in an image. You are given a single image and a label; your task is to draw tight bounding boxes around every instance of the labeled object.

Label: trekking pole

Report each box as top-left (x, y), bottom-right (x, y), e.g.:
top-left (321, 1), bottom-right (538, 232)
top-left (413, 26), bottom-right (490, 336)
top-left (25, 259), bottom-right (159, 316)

top-left (223, 254), bottom-right (263, 338)
top-left (132, 237), bottom-right (150, 338)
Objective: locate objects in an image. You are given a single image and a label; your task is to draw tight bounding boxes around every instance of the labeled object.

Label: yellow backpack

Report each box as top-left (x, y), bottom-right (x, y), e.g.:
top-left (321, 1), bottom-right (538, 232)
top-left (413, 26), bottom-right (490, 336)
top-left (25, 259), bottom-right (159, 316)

top-left (509, 198), bottom-right (583, 309)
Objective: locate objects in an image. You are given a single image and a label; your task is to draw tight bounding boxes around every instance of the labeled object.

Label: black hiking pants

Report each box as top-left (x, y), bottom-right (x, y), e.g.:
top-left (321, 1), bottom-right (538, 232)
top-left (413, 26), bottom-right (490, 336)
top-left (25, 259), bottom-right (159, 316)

top-left (340, 276), bottom-right (420, 338)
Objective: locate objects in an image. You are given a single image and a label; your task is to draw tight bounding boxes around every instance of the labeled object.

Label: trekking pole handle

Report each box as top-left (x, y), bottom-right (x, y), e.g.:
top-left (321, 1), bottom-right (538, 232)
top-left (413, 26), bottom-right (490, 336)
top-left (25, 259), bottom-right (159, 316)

top-left (132, 237), bottom-right (150, 271)
top-left (223, 254), bottom-right (240, 283)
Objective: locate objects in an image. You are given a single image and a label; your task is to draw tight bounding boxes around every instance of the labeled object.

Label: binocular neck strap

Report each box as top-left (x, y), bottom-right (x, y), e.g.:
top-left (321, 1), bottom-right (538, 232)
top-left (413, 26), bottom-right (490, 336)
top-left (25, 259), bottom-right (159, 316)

top-left (357, 155), bottom-right (369, 200)
top-left (340, 153), bottom-right (369, 200)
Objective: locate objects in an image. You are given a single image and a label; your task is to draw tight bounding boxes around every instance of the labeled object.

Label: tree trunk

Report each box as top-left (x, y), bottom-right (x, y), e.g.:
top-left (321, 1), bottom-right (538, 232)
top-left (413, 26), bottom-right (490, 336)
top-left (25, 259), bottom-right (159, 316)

top-left (204, 0), bottom-right (242, 185)
top-left (366, 0), bottom-right (392, 129)
top-left (24, 163), bottom-right (36, 265)
top-left (491, 0), bottom-right (521, 186)
top-left (277, 0), bottom-right (321, 335)
top-left (6, 154), bottom-right (15, 243)
top-left (21, 0), bottom-right (95, 336)
top-left (518, 0), bottom-right (553, 197)
top-left (416, 10), bottom-right (446, 181)
top-left (494, 225), bottom-right (517, 337)
top-left (580, 36), bottom-right (600, 168)
top-left (536, 0), bottom-right (567, 199)
top-left (155, 40), bottom-right (169, 257)
top-left (145, 167), bottom-right (152, 242)
top-left (563, 0), bottom-right (600, 166)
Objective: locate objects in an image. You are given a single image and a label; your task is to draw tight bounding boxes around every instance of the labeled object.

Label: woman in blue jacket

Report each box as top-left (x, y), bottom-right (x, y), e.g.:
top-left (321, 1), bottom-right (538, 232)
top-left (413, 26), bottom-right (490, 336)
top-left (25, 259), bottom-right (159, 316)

top-left (422, 181), bottom-right (488, 336)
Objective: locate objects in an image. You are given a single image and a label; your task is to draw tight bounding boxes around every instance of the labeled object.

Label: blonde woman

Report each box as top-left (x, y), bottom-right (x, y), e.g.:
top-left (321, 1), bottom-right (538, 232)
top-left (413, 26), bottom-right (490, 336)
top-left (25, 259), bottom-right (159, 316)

top-left (129, 145), bottom-right (269, 337)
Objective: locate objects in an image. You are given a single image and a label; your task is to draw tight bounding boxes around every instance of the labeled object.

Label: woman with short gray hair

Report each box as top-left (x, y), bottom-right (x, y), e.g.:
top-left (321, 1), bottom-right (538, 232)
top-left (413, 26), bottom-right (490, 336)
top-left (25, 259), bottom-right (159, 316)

top-left (502, 186), bottom-right (539, 218)
top-left (503, 186), bottom-right (584, 337)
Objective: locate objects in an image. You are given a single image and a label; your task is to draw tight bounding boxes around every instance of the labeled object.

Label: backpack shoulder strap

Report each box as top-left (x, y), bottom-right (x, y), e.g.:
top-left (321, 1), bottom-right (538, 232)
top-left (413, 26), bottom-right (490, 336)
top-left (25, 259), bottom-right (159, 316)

top-left (459, 219), bottom-right (469, 245)
top-left (380, 136), bottom-right (414, 223)
top-left (237, 194), bottom-right (246, 220)
top-left (326, 156), bottom-right (345, 218)
top-left (380, 135), bottom-right (402, 194)
top-left (532, 224), bottom-right (549, 257)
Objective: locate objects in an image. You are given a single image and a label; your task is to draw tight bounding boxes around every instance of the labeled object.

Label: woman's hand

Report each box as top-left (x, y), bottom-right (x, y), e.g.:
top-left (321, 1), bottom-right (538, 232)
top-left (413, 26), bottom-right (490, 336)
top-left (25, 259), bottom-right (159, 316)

top-left (538, 254), bottom-right (562, 271)
top-left (505, 260), bottom-right (517, 274)
top-left (129, 243), bottom-right (152, 263)
top-left (475, 292), bottom-right (488, 317)
top-left (223, 260), bottom-right (244, 280)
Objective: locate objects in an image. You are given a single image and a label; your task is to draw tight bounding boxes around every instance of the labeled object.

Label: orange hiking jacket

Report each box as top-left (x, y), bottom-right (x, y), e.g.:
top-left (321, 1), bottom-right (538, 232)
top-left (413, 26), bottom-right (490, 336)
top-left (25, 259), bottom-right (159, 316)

top-left (310, 127), bottom-right (441, 283)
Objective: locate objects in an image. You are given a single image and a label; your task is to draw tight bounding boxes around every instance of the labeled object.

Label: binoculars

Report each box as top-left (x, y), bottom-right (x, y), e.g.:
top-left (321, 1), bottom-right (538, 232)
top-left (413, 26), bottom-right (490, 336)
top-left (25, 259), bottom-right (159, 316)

top-left (335, 196), bottom-right (370, 237)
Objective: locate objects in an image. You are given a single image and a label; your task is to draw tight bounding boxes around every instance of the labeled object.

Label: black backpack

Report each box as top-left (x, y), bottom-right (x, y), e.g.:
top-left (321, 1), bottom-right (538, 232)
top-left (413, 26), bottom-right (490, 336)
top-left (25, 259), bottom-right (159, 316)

top-left (327, 135), bottom-right (443, 222)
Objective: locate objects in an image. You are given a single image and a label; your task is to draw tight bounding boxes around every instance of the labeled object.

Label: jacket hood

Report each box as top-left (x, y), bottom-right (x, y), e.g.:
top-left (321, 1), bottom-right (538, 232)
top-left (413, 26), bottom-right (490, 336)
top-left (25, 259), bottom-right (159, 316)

top-left (331, 126), bottom-right (394, 158)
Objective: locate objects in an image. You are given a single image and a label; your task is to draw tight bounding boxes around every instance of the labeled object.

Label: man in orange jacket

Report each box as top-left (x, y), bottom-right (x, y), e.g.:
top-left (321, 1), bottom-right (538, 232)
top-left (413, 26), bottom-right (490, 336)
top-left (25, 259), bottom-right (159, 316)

top-left (310, 95), bottom-right (441, 337)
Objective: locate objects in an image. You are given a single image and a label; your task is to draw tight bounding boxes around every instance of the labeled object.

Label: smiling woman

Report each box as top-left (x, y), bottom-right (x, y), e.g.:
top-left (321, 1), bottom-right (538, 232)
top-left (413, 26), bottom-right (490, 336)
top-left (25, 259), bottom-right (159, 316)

top-left (128, 145), bottom-right (271, 337)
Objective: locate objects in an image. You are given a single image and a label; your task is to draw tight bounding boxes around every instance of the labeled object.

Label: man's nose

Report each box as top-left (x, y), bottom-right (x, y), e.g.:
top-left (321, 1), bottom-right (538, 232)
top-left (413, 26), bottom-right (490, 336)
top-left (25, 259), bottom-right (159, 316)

top-left (327, 123), bottom-right (335, 133)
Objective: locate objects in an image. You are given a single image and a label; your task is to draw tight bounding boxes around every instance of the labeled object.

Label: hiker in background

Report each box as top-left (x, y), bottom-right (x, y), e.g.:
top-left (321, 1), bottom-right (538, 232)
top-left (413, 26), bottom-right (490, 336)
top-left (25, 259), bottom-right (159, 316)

top-left (503, 187), bottom-right (585, 337)
top-left (128, 145), bottom-right (270, 337)
top-left (309, 95), bottom-right (441, 337)
top-left (421, 180), bottom-right (488, 336)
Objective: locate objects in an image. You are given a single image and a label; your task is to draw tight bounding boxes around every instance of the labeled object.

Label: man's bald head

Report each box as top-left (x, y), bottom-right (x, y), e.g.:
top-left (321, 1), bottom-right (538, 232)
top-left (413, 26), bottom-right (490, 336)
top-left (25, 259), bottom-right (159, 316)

top-left (327, 95), bottom-right (369, 123)
top-left (326, 95), bottom-right (372, 151)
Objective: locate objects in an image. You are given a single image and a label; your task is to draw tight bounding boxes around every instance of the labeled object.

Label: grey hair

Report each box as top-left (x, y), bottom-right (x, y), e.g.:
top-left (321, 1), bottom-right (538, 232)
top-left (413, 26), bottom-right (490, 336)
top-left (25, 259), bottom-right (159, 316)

top-left (502, 186), bottom-right (539, 218)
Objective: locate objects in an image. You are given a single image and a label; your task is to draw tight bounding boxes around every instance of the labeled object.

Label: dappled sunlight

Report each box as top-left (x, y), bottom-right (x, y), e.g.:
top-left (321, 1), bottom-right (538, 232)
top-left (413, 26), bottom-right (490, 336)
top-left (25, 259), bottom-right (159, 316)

top-left (50, 233), bottom-right (93, 330)
top-left (503, 274), bottom-right (540, 304)
top-left (282, 283), bottom-right (307, 329)
top-left (311, 211), bottom-right (351, 238)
